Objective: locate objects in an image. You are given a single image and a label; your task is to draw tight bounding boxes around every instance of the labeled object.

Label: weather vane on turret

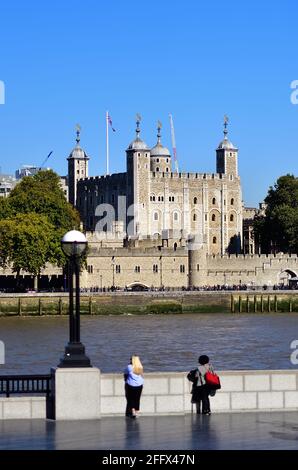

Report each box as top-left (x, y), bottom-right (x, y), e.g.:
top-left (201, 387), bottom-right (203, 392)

top-left (157, 120), bottom-right (162, 144)
top-left (136, 113), bottom-right (141, 138)
top-left (223, 115), bottom-right (229, 138)
top-left (76, 123), bottom-right (81, 144)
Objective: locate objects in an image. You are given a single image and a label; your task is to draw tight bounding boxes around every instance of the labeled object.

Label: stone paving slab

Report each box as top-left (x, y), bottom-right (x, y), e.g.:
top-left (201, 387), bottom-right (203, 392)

top-left (0, 412), bottom-right (297, 450)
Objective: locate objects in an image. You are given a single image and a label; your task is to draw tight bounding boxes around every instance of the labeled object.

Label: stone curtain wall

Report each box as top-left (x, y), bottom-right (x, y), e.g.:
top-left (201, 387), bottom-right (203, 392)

top-left (0, 370), bottom-right (298, 419)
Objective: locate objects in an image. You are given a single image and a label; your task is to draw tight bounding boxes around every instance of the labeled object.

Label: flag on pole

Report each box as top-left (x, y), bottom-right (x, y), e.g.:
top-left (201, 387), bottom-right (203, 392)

top-left (108, 114), bottom-right (116, 132)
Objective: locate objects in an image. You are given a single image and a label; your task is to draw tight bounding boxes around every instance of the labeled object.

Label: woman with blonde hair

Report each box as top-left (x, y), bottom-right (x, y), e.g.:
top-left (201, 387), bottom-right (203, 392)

top-left (124, 355), bottom-right (144, 418)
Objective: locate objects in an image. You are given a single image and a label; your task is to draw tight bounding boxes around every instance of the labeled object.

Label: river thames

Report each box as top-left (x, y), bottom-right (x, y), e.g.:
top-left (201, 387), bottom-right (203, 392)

top-left (0, 313), bottom-right (297, 374)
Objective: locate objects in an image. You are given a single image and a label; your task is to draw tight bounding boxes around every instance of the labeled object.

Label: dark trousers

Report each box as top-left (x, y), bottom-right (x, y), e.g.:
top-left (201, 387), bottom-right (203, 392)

top-left (192, 384), bottom-right (210, 413)
top-left (125, 384), bottom-right (143, 415)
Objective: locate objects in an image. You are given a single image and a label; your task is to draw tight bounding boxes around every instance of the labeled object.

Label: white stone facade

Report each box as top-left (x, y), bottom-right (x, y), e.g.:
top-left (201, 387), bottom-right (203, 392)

top-left (75, 120), bottom-right (242, 256)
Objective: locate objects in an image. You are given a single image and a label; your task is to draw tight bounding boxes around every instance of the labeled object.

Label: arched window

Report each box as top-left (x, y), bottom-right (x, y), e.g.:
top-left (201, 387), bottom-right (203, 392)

top-left (231, 198), bottom-right (234, 205)
top-left (166, 167), bottom-right (169, 172)
top-left (153, 264), bottom-right (158, 273)
top-left (156, 158), bottom-right (159, 163)
top-left (193, 214), bottom-right (197, 221)
top-left (211, 214), bottom-right (216, 222)
top-left (213, 236), bottom-right (217, 244)
top-left (154, 212), bottom-right (158, 221)
top-left (212, 197), bottom-right (216, 205)
top-left (156, 167), bottom-right (160, 172)
top-left (173, 242), bottom-right (177, 251)
top-left (230, 214), bottom-right (234, 222)
top-left (193, 197), bottom-right (197, 204)
top-left (173, 212), bottom-right (179, 221)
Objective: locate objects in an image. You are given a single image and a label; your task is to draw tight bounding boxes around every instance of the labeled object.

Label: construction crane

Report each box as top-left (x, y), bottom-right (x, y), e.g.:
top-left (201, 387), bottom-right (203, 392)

top-left (39, 151), bottom-right (53, 169)
top-left (169, 114), bottom-right (179, 173)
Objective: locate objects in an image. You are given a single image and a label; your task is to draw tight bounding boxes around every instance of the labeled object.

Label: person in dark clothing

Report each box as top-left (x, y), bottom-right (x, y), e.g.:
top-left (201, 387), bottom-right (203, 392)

top-left (188, 355), bottom-right (215, 415)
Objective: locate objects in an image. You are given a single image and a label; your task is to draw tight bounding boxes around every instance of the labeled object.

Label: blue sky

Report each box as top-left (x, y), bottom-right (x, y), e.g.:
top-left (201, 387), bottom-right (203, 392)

top-left (0, 0), bottom-right (297, 206)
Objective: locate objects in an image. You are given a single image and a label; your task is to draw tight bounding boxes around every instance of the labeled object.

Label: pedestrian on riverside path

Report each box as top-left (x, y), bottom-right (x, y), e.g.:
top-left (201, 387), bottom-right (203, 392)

top-left (187, 355), bottom-right (215, 415)
top-left (124, 355), bottom-right (144, 418)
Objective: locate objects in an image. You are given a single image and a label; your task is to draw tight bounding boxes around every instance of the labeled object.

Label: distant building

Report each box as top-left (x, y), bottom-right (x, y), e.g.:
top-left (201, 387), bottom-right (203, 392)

top-left (15, 165), bottom-right (49, 180)
top-left (0, 173), bottom-right (17, 198)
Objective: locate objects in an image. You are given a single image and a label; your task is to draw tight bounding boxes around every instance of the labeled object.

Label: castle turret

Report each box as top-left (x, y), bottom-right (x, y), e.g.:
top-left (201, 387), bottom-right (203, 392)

top-left (150, 122), bottom-right (171, 173)
top-left (216, 115), bottom-right (238, 176)
top-left (126, 115), bottom-right (151, 236)
top-left (67, 125), bottom-right (89, 206)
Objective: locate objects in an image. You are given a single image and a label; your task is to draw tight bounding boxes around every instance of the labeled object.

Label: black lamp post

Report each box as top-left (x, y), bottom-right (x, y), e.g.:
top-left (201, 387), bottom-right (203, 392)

top-left (59, 230), bottom-right (91, 368)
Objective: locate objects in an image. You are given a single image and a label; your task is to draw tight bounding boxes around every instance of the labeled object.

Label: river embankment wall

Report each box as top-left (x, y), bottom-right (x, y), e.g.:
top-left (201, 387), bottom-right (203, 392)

top-left (0, 291), bottom-right (297, 315)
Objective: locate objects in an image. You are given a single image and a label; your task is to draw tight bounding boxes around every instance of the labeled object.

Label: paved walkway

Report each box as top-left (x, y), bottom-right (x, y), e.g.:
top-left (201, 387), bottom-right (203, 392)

top-left (0, 412), bottom-right (297, 450)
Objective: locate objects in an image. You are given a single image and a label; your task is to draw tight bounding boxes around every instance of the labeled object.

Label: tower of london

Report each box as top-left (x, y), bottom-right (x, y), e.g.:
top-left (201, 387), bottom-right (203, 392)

top-left (68, 116), bottom-right (242, 256)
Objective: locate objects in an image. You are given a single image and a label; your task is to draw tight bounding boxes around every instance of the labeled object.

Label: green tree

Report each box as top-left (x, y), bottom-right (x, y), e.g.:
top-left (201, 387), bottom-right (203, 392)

top-left (0, 213), bottom-right (55, 287)
top-left (6, 170), bottom-right (80, 230)
top-left (254, 174), bottom-right (298, 253)
top-left (0, 197), bottom-right (13, 219)
top-left (0, 170), bottom-right (81, 289)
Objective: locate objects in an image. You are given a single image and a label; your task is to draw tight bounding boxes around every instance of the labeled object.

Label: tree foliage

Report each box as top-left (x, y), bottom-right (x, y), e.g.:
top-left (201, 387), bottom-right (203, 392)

top-left (7, 170), bottom-right (79, 230)
top-left (254, 174), bottom-right (298, 254)
top-left (0, 170), bottom-right (80, 279)
top-left (0, 213), bottom-right (54, 276)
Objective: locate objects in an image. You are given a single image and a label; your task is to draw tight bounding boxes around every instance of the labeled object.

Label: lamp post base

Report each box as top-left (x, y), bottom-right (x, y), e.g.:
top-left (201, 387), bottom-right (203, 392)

top-left (58, 342), bottom-right (91, 368)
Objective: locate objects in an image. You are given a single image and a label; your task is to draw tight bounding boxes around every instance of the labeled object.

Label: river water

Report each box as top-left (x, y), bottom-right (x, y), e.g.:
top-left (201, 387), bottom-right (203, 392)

top-left (0, 313), bottom-right (298, 375)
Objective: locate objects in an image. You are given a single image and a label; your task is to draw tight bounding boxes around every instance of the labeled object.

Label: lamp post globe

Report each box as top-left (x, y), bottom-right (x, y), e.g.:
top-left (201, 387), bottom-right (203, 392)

top-left (59, 230), bottom-right (91, 368)
top-left (61, 230), bottom-right (88, 258)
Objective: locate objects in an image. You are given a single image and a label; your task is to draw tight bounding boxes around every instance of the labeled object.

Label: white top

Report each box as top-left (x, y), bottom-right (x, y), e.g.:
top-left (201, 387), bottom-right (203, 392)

top-left (61, 230), bottom-right (87, 243)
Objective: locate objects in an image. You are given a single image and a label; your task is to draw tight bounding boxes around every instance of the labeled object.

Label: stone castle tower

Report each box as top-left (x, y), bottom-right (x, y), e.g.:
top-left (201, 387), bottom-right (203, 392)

top-left (125, 116), bottom-right (151, 236)
top-left (67, 125), bottom-right (89, 206)
top-left (216, 115), bottom-right (238, 176)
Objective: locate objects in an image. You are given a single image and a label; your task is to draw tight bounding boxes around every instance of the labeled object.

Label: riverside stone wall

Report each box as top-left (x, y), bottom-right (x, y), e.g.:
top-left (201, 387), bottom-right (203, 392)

top-left (100, 370), bottom-right (298, 416)
top-left (1, 370), bottom-right (298, 419)
top-left (0, 291), bottom-right (297, 315)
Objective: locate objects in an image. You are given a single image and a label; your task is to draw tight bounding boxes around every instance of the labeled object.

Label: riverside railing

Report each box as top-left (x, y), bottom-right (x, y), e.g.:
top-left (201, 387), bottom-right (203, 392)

top-left (0, 374), bottom-right (51, 398)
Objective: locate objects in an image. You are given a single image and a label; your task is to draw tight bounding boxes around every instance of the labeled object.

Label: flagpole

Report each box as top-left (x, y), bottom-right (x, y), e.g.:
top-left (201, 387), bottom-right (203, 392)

top-left (106, 110), bottom-right (109, 175)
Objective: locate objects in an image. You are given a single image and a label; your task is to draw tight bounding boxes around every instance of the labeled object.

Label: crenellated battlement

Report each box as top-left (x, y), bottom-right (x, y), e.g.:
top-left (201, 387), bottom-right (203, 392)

top-left (207, 253), bottom-right (298, 261)
top-left (151, 171), bottom-right (240, 181)
top-left (88, 245), bottom-right (187, 257)
top-left (77, 172), bottom-right (126, 185)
